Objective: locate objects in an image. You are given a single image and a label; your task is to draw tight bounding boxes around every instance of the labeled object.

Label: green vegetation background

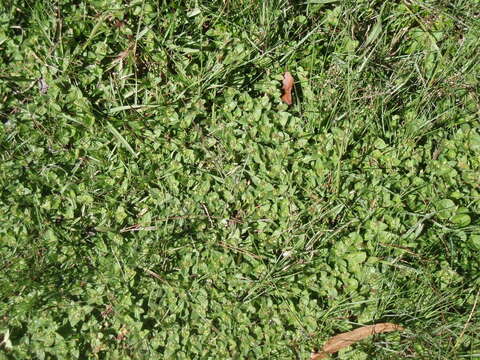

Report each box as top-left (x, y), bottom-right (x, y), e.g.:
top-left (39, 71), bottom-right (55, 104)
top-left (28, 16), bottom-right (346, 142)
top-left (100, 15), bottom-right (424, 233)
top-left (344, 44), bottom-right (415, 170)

top-left (1, 0), bottom-right (479, 358)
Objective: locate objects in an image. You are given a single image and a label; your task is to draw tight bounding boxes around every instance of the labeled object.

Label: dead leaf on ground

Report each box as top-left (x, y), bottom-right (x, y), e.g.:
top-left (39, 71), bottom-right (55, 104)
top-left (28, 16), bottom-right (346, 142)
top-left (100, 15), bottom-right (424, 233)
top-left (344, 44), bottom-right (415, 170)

top-left (113, 19), bottom-right (125, 28)
top-left (281, 71), bottom-right (294, 105)
top-left (38, 78), bottom-right (48, 94)
top-left (113, 48), bottom-right (131, 64)
top-left (311, 323), bottom-right (404, 359)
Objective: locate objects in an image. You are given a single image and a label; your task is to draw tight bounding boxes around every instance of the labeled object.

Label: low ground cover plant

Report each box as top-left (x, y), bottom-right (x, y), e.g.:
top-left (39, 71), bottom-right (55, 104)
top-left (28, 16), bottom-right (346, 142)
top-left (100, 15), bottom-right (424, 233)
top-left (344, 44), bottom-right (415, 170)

top-left (1, 0), bottom-right (479, 358)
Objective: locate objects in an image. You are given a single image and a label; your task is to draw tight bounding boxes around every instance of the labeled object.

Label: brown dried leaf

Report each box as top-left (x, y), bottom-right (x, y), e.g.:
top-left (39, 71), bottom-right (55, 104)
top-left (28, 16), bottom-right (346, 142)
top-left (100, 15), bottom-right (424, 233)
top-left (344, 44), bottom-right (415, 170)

top-left (113, 19), bottom-right (125, 28)
top-left (113, 48), bottom-right (130, 64)
top-left (311, 323), bottom-right (404, 359)
top-left (38, 78), bottom-right (48, 94)
top-left (281, 71), bottom-right (294, 105)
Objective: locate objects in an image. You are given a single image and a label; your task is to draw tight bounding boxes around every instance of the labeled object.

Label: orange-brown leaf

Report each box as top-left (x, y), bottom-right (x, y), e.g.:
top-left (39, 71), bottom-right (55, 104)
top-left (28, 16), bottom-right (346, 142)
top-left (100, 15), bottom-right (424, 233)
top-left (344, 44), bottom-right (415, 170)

top-left (281, 71), bottom-right (294, 105)
top-left (311, 323), bottom-right (404, 360)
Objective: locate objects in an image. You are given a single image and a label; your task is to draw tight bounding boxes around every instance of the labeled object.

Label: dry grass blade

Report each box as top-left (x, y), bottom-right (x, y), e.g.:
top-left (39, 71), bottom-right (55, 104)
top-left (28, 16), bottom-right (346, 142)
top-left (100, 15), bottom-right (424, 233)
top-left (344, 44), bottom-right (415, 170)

top-left (281, 71), bottom-right (294, 105)
top-left (311, 323), bottom-right (404, 359)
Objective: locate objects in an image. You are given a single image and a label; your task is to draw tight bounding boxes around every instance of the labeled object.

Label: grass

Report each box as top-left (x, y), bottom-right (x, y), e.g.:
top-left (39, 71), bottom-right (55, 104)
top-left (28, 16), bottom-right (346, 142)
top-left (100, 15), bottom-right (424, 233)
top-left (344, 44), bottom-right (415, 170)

top-left (1, 0), bottom-right (480, 358)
